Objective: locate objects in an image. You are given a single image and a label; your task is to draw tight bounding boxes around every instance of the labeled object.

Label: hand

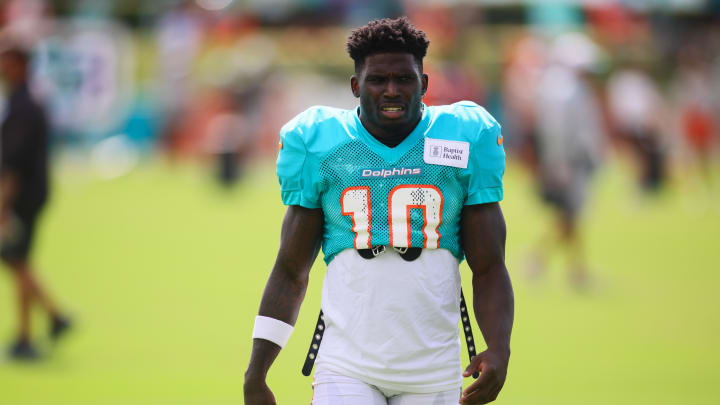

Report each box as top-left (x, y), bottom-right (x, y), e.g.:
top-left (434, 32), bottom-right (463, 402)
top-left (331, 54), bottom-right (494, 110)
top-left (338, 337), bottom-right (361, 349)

top-left (460, 349), bottom-right (509, 404)
top-left (243, 378), bottom-right (276, 405)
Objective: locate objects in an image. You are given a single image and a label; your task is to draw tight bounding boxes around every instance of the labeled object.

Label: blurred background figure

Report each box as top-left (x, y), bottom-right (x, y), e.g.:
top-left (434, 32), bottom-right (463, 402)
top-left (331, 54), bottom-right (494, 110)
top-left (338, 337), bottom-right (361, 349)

top-left (501, 34), bottom-right (545, 173)
top-left (529, 32), bottom-right (606, 289)
top-left (0, 43), bottom-right (71, 360)
top-left (202, 89), bottom-right (255, 187)
top-left (607, 61), bottom-right (667, 194)
top-left (671, 41), bottom-right (719, 188)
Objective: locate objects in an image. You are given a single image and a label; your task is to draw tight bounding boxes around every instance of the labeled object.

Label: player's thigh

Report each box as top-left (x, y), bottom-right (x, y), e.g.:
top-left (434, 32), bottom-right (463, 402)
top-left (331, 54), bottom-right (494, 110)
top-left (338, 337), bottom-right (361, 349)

top-left (312, 373), bottom-right (386, 405)
top-left (387, 387), bottom-right (462, 405)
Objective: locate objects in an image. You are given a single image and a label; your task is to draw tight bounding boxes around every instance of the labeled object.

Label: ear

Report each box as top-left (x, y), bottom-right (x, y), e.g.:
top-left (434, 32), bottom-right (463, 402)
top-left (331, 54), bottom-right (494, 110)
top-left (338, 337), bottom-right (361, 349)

top-left (350, 75), bottom-right (360, 98)
top-left (421, 73), bottom-right (429, 96)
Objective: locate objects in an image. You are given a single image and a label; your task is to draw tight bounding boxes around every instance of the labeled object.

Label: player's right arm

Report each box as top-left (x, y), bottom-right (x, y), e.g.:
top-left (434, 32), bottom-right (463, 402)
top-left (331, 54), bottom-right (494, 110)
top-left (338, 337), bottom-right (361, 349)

top-left (244, 205), bottom-right (324, 405)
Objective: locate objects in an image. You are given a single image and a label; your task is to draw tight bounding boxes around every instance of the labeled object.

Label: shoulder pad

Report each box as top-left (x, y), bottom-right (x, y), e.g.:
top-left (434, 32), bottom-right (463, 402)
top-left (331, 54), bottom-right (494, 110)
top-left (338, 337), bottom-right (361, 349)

top-left (280, 106), bottom-right (354, 156)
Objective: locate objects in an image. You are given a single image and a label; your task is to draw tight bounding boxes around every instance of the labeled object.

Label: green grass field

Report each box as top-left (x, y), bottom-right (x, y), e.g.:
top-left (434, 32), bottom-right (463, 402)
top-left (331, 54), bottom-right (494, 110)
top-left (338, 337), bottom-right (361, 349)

top-left (1, 157), bottom-right (719, 404)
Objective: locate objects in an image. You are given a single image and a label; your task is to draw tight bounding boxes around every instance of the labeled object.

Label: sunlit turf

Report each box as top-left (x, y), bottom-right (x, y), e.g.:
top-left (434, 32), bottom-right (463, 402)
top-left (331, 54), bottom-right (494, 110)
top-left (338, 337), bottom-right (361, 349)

top-left (1, 157), bottom-right (719, 404)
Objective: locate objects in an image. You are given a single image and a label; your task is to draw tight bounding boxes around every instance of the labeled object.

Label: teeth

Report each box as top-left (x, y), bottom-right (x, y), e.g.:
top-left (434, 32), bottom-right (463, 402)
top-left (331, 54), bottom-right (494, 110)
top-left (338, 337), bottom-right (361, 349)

top-left (383, 107), bottom-right (402, 112)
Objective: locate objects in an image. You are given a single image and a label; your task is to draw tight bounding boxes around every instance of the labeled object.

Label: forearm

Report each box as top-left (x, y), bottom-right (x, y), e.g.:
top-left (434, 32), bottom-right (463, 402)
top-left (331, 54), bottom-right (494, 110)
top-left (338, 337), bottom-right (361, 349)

top-left (257, 262), bottom-right (310, 323)
top-left (246, 337), bottom-right (283, 382)
top-left (245, 206), bottom-right (323, 384)
top-left (246, 266), bottom-right (309, 380)
top-left (472, 264), bottom-right (514, 358)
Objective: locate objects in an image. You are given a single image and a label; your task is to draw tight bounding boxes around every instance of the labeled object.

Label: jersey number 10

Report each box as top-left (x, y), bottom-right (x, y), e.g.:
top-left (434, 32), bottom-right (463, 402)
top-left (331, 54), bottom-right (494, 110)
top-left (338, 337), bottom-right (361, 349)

top-left (340, 185), bottom-right (444, 250)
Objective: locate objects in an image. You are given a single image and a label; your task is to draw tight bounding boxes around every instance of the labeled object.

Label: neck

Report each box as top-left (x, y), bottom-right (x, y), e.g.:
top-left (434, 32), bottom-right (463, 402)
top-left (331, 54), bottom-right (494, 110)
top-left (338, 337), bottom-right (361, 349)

top-left (373, 128), bottom-right (413, 147)
top-left (358, 108), bottom-right (422, 148)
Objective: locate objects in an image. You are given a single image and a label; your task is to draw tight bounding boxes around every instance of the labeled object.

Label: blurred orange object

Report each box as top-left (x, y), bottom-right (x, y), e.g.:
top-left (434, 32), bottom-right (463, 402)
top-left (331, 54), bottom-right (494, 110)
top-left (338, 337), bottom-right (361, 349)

top-left (682, 106), bottom-right (716, 150)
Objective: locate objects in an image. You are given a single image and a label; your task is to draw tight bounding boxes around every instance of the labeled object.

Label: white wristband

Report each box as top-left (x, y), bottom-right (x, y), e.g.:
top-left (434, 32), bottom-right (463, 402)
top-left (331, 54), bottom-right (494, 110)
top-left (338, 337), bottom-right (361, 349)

top-left (252, 316), bottom-right (294, 348)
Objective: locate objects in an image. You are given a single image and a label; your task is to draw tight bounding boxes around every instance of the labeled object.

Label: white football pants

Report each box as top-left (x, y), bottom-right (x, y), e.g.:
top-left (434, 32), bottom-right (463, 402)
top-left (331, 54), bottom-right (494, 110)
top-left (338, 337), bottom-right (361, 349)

top-left (312, 370), bottom-right (462, 405)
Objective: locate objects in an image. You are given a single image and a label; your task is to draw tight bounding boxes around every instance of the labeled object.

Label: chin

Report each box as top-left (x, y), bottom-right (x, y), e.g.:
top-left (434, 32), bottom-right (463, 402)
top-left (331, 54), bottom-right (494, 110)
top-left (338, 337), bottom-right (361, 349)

top-left (378, 117), bottom-right (410, 128)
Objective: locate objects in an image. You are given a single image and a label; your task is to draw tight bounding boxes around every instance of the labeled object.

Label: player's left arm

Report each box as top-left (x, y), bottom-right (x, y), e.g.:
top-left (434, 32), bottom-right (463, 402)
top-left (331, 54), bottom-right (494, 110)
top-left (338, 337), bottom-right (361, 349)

top-left (460, 202), bottom-right (514, 405)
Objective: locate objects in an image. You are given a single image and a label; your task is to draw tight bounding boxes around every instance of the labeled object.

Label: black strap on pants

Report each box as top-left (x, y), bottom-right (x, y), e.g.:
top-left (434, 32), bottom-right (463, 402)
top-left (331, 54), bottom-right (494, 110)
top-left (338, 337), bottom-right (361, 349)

top-left (301, 311), bottom-right (326, 376)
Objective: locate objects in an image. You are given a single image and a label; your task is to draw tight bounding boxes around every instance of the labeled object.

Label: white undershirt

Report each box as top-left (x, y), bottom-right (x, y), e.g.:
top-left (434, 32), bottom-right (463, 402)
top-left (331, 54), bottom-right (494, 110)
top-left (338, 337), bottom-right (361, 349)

top-left (315, 248), bottom-right (463, 393)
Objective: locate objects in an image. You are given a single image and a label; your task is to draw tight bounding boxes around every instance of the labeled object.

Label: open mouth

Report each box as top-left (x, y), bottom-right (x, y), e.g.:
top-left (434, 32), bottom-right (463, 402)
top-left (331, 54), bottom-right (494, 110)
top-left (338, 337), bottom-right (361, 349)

top-left (380, 104), bottom-right (405, 118)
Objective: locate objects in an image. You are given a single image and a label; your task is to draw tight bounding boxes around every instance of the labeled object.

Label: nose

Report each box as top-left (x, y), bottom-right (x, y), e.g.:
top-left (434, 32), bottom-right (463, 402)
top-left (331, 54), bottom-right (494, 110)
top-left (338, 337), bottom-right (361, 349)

top-left (384, 79), bottom-right (399, 98)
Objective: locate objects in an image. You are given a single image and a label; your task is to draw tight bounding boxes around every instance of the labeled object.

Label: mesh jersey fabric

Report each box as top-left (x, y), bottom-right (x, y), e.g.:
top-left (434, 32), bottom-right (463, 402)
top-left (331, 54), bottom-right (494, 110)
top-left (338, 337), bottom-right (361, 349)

top-left (276, 101), bottom-right (505, 264)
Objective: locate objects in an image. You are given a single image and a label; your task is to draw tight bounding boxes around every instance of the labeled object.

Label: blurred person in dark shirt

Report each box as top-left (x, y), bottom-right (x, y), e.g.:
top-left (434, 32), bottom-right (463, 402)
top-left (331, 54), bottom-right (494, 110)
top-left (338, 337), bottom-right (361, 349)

top-left (0, 45), bottom-right (70, 360)
top-left (529, 33), bottom-right (605, 290)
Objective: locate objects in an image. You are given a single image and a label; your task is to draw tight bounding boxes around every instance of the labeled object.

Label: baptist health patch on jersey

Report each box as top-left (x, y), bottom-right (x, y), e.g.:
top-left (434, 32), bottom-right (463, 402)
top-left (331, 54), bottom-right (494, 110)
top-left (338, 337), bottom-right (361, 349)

top-left (423, 138), bottom-right (470, 169)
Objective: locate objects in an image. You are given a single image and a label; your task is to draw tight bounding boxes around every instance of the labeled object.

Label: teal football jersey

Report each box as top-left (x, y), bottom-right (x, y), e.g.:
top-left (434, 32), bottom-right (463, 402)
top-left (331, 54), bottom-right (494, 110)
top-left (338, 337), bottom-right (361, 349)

top-left (276, 101), bottom-right (505, 264)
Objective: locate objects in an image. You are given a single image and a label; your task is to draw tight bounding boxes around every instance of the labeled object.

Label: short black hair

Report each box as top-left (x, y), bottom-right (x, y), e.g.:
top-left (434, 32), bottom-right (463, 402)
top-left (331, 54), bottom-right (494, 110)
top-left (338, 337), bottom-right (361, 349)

top-left (346, 17), bottom-right (430, 72)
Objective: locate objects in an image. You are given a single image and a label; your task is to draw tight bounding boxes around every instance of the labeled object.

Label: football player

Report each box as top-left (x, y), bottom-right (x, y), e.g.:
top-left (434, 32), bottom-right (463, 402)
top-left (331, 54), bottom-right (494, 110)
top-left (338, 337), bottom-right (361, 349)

top-left (244, 17), bottom-right (513, 405)
top-left (1, 45), bottom-right (71, 360)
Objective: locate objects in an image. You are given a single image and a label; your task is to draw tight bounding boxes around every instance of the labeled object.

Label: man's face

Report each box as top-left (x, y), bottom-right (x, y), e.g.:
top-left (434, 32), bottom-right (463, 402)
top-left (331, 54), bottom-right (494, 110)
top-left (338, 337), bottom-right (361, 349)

top-left (351, 52), bottom-right (428, 139)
